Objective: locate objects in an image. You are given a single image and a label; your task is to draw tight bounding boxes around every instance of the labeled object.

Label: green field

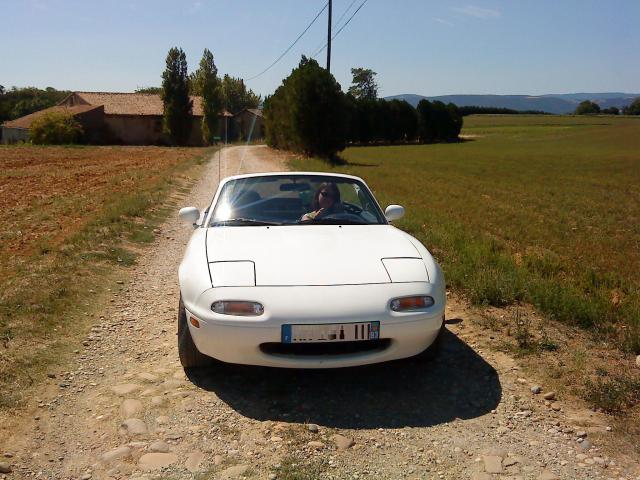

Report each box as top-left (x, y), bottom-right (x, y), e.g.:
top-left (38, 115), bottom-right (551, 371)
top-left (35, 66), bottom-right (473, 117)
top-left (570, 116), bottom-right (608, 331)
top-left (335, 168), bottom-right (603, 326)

top-left (292, 115), bottom-right (640, 352)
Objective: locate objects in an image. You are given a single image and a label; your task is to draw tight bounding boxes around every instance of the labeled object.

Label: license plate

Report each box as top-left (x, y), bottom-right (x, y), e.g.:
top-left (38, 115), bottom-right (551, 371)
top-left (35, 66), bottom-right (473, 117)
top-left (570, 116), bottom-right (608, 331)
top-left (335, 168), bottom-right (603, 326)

top-left (282, 322), bottom-right (380, 344)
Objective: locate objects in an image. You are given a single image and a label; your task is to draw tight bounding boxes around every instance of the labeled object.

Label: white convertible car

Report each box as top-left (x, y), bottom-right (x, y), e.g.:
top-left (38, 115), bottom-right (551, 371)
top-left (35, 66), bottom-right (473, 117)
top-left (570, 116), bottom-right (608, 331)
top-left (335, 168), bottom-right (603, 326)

top-left (177, 172), bottom-right (445, 368)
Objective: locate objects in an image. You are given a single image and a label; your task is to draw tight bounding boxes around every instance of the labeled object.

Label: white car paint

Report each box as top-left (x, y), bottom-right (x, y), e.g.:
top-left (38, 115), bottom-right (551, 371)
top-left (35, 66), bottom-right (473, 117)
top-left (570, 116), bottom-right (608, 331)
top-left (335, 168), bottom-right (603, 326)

top-left (178, 172), bottom-right (446, 368)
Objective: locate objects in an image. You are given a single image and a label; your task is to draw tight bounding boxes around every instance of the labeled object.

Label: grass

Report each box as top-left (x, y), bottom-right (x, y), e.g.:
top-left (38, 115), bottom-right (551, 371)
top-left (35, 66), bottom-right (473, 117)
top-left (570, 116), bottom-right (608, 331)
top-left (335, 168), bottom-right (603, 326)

top-left (0, 145), bottom-right (214, 409)
top-left (291, 115), bottom-right (640, 353)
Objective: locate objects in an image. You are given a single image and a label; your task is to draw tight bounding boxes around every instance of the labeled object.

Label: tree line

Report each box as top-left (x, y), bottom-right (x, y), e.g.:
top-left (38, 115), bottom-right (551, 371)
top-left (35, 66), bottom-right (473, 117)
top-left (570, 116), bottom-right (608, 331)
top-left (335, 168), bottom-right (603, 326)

top-left (160, 47), bottom-right (260, 145)
top-left (264, 59), bottom-right (464, 160)
top-left (574, 98), bottom-right (640, 115)
top-left (0, 86), bottom-right (69, 125)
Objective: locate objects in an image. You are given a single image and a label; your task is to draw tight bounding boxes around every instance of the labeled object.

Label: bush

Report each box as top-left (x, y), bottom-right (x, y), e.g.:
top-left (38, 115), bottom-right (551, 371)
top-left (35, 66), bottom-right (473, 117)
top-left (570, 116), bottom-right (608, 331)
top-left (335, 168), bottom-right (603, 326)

top-left (264, 56), bottom-right (350, 159)
top-left (416, 100), bottom-right (462, 143)
top-left (623, 97), bottom-right (640, 115)
top-left (30, 111), bottom-right (83, 144)
top-left (575, 100), bottom-right (600, 115)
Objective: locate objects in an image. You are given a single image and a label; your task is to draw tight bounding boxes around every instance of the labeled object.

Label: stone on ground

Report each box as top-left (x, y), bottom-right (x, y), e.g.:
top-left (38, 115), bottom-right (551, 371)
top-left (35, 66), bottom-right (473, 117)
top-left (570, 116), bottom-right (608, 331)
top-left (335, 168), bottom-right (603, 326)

top-left (537, 470), bottom-right (559, 480)
top-left (219, 464), bottom-right (249, 479)
top-left (331, 434), bottom-right (355, 451)
top-left (483, 455), bottom-right (503, 474)
top-left (185, 450), bottom-right (204, 473)
top-left (138, 452), bottom-right (178, 470)
top-left (120, 399), bottom-right (143, 418)
top-left (101, 446), bottom-right (132, 463)
top-left (149, 440), bottom-right (170, 453)
top-left (111, 384), bottom-right (140, 396)
top-left (121, 418), bottom-right (148, 435)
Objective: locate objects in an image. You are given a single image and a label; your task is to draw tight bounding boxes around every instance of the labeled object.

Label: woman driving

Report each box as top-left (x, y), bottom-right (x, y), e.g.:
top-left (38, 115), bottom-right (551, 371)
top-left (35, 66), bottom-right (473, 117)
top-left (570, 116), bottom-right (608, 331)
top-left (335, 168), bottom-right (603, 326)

top-left (301, 182), bottom-right (343, 221)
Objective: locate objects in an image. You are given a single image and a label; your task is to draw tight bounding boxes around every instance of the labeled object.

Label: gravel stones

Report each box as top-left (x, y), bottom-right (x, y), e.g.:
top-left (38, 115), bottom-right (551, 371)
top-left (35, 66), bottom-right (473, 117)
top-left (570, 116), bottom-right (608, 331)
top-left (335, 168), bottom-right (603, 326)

top-left (308, 441), bottom-right (325, 449)
top-left (307, 423), bottom-right (319, 433)
top-left (0, 462), bottom-right (12, 473)
top-left (531, 385), bottom-right (542, 394)
top-left (636, 355), bottom-right (640, 368)
top-left (543, 391), bottom-right (556, 401)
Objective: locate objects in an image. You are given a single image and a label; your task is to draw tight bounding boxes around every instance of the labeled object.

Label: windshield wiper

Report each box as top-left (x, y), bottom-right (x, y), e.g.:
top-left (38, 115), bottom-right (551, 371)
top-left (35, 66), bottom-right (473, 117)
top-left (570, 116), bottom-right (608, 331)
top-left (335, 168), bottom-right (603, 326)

top-left (212, 218), bottom-right (281, 226)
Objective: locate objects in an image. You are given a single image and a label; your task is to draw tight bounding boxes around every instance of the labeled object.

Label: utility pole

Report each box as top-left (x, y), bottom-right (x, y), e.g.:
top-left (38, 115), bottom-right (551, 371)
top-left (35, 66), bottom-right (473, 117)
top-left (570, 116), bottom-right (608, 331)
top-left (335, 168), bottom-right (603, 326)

top-left (326, 0), bottom-right (332, 72)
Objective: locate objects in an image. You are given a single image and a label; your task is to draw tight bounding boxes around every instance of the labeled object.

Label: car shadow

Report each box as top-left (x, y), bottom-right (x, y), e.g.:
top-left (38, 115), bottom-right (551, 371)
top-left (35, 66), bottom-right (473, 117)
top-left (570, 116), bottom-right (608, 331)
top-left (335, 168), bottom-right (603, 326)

top-left (185, 329), bottom-right (501, 429)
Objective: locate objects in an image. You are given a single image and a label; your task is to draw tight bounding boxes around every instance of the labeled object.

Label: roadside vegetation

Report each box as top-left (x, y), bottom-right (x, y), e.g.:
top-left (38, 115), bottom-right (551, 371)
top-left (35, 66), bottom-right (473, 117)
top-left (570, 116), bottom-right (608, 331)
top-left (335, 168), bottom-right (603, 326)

top-left (264, 59), bottom-right (463, 161)
top-left (291, 114), bottom-right (640, 412)
top-left (0, 145), bottom-right (214, 409)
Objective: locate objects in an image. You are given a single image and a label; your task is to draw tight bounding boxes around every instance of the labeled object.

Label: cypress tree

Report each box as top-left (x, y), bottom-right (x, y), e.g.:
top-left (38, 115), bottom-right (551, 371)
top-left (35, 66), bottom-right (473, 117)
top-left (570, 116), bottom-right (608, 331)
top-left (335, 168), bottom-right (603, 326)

top-left (194, 49), bottom-right (223, 144)
top-left (161, 47), bottom-right (193, 146)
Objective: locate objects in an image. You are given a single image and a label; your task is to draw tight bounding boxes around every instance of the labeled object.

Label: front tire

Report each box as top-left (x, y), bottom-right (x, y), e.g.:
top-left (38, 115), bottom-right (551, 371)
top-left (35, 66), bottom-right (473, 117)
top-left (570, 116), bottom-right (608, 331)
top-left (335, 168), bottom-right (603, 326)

top-left (178, 295), bottom-right (212, 368)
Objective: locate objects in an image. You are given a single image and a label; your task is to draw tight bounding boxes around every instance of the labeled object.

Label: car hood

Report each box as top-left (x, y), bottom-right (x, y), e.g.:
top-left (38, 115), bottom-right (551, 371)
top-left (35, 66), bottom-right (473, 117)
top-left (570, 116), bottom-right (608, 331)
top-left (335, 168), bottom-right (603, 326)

top-left (205, 225), bottom-right (426, 286)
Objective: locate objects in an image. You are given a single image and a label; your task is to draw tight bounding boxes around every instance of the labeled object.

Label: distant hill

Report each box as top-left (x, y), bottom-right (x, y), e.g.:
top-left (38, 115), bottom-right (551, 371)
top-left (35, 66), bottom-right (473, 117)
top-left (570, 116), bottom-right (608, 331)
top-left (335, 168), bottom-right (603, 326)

top-left (384, 93), bottom-right (640, 114)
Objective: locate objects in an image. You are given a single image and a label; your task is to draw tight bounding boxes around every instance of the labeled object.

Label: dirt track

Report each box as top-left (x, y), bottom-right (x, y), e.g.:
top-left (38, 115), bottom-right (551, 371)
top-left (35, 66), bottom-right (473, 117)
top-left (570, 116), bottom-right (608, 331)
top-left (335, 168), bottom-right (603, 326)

top-left (1, 145), bottom-right (639, 480)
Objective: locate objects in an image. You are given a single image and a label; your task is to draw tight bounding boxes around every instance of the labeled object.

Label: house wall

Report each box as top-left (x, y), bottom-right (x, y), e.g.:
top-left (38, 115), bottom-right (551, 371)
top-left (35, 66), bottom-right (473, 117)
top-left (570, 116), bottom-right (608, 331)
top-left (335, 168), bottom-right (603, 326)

top-left (103, 115), bottom-right (205, 146)
top-left (1, 127), bottom-right (30, 144)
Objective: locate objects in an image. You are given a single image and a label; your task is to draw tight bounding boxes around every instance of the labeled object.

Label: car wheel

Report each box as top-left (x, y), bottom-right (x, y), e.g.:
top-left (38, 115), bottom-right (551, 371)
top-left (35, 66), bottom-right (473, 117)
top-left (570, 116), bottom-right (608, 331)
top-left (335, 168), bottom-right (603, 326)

top-left (419, 315), bottom-right (446, 361)
top-left (178, 295), bottom-right (212, 368)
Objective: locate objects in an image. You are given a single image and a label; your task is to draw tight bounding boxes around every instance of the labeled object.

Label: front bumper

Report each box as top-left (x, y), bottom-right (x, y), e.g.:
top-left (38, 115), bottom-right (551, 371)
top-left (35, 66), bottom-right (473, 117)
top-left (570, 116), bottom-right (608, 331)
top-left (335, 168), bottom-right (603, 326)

top-left (183, 282), bottom-right (445, 369)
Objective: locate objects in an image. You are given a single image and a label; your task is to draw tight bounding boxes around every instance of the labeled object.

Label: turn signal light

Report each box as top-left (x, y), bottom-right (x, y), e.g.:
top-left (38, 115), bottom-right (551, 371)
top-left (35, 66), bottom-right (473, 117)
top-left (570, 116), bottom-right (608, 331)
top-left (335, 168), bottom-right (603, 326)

top-left (211, 300), bottom-right (264, 316)
top-left (390, 295), bottom-right (435, 312)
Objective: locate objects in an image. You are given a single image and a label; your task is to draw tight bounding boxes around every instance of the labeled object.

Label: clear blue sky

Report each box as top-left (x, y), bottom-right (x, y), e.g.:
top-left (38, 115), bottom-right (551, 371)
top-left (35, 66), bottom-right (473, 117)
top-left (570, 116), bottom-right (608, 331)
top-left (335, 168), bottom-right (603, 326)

top-left (2, 0), bottom-right (639, 97)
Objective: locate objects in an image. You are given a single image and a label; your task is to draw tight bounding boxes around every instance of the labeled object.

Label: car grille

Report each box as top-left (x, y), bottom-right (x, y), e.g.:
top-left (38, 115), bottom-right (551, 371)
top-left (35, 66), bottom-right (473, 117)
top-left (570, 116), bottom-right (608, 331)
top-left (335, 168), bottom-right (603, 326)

top-left (259, 339), bottom-right (391, 356)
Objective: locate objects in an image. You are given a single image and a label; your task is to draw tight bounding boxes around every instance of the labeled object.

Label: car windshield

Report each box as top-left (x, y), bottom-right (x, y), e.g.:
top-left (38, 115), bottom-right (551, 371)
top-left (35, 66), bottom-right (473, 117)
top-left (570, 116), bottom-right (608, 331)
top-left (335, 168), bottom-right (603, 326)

top-left (209, 175), bottom-right (386, 226)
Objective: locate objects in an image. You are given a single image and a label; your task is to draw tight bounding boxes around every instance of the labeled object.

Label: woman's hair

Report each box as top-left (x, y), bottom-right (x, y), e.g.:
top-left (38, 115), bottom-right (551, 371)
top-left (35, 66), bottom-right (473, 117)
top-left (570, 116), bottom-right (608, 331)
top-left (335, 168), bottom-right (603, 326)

top-left (311, 182), bottom-right (341, 211)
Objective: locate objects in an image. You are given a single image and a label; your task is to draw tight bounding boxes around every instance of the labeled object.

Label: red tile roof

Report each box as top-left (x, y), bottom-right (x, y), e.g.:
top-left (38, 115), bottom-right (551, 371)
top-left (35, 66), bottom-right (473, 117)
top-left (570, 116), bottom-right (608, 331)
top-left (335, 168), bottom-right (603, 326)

top-left (72, 92), bottom-right (206, 116)
top-left (2, 104), bottom-right (101, 129)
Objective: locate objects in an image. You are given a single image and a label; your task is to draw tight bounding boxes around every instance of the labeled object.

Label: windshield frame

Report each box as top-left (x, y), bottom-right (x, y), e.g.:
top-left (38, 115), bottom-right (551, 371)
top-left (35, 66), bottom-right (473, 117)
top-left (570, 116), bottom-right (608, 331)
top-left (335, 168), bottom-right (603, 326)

top-left (205, 173), bottom-right (388, 227)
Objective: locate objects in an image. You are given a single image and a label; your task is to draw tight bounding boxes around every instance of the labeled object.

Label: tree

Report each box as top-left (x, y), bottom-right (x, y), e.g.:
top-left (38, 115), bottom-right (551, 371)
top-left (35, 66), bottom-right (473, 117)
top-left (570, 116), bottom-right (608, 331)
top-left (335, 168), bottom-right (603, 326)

top-left (575, 100), bottom-right (600, 115)
top-left (0, 86), bottom-right (69, 125)
top-left (623, 97), bottom-right (640, 115)
top-left (161, 47), bottom-right (193, 145)
top-left (347, 68), bottom-right (378, 100)
top-left (416, 99), bottom-right (462, 143)
top-left (221, 75), bottom-right (260, 114)
top-left (193, 49), bottom-right (223, 144)
top-left (601, 107), bottom-right (619, 115)
top-left (30, 111), bottom-right (83, 144)
top-left (264, 56), bottom-right (350, 160)
top-left (135, 86), bottom-right (162, 94)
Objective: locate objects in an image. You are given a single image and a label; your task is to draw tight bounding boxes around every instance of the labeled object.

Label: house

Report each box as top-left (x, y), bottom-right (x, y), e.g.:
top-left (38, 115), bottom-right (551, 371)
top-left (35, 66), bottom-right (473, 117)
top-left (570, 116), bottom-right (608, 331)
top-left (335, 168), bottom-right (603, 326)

top-left (1, 91), bottom-right (233, 145)
top-left (1, 104), bottom-right (104, 144)
top-left (234, 108), bottom-right (264, 141)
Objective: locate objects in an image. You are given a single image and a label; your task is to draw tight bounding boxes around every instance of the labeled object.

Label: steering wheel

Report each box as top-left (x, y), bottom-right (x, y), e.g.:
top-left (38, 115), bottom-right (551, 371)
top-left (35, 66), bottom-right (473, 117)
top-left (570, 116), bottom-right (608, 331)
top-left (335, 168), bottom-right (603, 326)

top-left (342, 201), bottom-right (363, 215)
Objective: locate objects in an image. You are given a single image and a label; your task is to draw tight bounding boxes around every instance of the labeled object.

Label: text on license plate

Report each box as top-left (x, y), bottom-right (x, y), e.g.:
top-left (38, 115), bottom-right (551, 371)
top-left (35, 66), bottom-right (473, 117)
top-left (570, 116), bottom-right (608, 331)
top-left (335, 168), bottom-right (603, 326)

top-left (282, 322), bottom-right (380, 343)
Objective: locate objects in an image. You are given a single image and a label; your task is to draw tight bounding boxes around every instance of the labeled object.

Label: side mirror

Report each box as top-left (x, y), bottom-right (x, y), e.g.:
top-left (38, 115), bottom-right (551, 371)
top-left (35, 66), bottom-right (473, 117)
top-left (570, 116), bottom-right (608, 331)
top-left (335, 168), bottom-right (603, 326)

top-left (179, 207), bottom-right (200, 227)
top-left (384, 204), bottom-right (405, 222)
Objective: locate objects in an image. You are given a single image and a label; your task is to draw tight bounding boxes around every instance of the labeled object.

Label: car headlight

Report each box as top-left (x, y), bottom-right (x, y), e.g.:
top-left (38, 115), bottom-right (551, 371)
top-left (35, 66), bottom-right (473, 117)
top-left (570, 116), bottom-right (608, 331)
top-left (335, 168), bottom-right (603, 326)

top-left (211, 300), bottom-right (264, 316)
top-left (390, 295), bottom-right (435, 312)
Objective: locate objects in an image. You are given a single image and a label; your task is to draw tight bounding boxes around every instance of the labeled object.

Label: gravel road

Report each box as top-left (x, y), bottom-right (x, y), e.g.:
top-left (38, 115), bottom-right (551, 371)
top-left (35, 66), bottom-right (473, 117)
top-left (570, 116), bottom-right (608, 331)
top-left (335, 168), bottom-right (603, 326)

top-left (1, 146), bottom-right (638, 480)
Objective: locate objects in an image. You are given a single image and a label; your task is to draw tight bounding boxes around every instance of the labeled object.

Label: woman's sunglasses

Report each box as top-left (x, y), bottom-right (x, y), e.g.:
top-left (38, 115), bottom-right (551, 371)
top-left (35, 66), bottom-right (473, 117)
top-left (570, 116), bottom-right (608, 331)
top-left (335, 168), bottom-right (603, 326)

top-left (319, 191), bottom-right (334, 199)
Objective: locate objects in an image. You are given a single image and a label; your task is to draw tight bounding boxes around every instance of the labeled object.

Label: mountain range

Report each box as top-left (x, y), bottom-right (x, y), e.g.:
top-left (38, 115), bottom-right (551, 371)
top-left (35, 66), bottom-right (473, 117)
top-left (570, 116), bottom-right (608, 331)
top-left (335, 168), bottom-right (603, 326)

top-left (383, 93), bottom-right (640, 114)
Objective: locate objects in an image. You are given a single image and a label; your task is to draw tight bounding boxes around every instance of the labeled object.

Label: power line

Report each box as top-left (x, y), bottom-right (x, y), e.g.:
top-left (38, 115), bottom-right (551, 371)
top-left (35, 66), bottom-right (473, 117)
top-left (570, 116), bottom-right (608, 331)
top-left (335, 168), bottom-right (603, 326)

top-left (312, 0), bottom-right (368, 58)
top-left (245, 2), bottom-right (329, 81)
top-left (309, 0), bottom-right (358, 56)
